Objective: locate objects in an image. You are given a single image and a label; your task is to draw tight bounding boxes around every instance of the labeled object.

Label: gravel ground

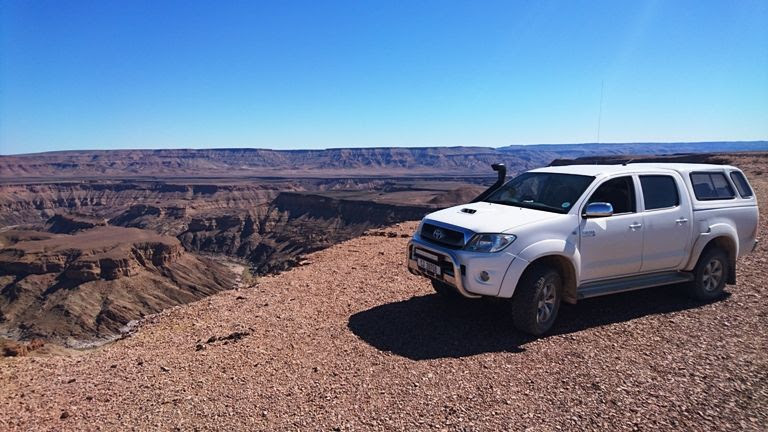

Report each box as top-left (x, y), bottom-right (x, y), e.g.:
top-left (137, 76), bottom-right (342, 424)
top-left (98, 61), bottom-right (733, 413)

top-left (1, 180), bottom-right (766, 431)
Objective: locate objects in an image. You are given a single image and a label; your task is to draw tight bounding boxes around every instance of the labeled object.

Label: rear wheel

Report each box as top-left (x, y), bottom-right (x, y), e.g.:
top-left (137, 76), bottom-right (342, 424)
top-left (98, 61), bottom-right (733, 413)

top-left (688, 248), bottom-right (729, 301)
top-left (511, 265), bottom-right (562, 336)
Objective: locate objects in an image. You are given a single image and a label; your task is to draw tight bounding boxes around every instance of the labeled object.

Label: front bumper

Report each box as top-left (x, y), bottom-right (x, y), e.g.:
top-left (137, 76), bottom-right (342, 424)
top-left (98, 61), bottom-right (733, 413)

top-left (406, 236), bottom-right (518, 298)
top-left (407, 238), bottom-right (480, 298)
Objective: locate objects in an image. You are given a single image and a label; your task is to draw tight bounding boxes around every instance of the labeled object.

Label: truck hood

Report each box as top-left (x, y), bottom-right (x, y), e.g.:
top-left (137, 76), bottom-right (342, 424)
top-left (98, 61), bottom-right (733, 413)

top-left (423, 202), bottom-right (564, 234)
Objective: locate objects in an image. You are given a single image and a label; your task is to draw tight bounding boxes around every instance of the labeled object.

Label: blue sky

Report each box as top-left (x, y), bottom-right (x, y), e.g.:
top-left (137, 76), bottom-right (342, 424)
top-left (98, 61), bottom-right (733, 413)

top-left (1, 0), bottom-right (766, 154)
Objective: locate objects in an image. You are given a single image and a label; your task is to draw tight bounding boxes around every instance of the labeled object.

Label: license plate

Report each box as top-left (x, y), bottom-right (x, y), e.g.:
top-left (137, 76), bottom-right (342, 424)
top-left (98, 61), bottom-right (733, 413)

top-left (417, 258), bottom-right (441, 275)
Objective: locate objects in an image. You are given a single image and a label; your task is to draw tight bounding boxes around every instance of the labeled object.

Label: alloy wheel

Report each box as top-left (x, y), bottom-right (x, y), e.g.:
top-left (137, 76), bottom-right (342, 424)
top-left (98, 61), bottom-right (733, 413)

top-left (702, 258), bottom-right (723, 292)
top-left (537, 280), bottom-right (557, 323)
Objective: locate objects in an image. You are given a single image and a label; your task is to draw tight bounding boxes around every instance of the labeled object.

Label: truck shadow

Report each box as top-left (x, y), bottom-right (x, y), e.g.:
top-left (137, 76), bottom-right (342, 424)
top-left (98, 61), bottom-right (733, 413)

top-left (347, 285), bottom-right (728, 360)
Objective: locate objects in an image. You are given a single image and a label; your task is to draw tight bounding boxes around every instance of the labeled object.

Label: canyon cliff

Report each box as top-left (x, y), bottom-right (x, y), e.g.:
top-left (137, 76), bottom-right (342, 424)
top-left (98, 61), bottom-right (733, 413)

top-left (2, 142), bottom-right (765, 180)
top-left (0, 227), bottom-right (235, 345)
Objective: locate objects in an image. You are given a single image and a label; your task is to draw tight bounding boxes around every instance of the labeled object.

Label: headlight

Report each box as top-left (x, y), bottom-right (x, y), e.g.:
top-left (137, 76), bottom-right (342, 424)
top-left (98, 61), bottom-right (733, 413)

top-left (465, 234), bottom-right (516, 253)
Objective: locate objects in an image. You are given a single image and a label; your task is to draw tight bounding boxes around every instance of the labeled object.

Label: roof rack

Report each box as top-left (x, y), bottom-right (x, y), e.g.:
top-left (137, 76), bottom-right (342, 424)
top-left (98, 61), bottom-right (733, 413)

top-left (550, 153), bottom-right (721, 167)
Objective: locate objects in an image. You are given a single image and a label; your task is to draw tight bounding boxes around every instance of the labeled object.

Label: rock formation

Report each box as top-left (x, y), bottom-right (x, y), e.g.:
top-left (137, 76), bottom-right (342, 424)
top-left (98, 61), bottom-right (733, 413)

top-left (0, 226), bottom-right (235, 345)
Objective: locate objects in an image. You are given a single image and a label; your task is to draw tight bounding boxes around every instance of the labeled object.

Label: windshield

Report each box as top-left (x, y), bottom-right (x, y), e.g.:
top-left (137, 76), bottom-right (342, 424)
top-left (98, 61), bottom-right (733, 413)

top-left (485, 172), bottom-right (594, 214)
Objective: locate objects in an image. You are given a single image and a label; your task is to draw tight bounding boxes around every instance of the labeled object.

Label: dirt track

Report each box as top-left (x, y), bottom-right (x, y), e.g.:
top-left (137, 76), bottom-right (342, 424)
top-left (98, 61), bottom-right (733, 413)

top-left (1, 181), bottom-right (767, 431)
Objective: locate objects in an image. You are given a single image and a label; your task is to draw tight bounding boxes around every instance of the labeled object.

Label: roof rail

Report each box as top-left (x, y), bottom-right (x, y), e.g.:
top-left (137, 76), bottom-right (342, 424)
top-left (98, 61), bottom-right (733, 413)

top-left (550, 153), bottom-right (721, 167)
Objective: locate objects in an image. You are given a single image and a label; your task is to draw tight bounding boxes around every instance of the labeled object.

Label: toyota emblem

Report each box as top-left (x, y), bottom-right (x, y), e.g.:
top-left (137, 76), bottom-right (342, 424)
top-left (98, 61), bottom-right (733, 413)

top-left (433, 228), bottom-right (446, 240)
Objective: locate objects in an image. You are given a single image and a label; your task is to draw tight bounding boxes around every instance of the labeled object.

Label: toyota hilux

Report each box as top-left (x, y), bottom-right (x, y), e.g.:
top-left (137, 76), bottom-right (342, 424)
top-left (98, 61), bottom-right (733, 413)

top-left (407, 163), bottom-right (759, 335)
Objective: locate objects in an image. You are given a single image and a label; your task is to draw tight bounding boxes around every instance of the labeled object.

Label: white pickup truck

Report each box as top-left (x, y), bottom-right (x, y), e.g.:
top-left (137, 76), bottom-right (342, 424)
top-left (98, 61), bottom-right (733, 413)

top-left (407, 163), bottom-right (759, 335)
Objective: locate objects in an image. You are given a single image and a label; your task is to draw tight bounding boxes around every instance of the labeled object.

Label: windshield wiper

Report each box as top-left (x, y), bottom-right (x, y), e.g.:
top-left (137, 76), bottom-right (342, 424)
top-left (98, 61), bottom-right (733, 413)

top-left (485, 199), bottom-right (563, 213)
top-left (484, 199), bottom-right (521, 207)
top-left (525, 202), bottom-right (563, 213)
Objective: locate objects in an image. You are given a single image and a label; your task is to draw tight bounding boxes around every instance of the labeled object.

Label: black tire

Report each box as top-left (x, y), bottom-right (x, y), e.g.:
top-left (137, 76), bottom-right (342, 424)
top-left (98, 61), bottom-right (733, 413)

top-left (511, 265), bottom-right (562, 336)
top-left (688, 247), bottom-right (729, 301)
top-left (431, 279), bottom-right (462, 301)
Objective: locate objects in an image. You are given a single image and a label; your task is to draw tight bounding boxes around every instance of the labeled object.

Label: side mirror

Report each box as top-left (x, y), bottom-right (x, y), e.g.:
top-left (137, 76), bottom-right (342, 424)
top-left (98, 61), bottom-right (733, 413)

top-left (583, 202), bottom-right (613, 218)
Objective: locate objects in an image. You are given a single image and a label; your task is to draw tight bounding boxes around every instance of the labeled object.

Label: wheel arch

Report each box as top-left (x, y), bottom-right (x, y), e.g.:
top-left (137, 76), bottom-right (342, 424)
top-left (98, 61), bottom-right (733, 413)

top-left (703, 236), bottom-right (738, 284)
top-left (499, 239), bottom-right (580, 301)
top-left (528, 255), bottom-right (579, 304)
top-left (501, 253), bottom-right (578, 304)
top-left (687, 231), bottom-right (738, 284)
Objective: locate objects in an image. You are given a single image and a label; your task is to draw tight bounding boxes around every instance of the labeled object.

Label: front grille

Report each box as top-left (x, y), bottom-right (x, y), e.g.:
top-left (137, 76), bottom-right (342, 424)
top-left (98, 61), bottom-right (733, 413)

top-left (421, 223), bottom-right (466, 249)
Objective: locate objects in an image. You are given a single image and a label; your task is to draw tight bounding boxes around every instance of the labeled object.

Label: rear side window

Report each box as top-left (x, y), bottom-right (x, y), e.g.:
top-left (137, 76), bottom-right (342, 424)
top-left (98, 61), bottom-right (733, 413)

top-left (690, 172), bottom-right (735, 200)
top-left (640, 175), bottom-right (679, 210)
top-left (730, 171), bottom-right (753, 198)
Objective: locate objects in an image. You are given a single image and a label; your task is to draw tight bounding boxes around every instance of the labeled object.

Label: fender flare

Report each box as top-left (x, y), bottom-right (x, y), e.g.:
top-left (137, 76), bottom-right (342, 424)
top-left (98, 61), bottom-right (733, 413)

top-left (498, 239), bottom-right (580, 301)
top-left (683, 223), bottom-right (739, 274)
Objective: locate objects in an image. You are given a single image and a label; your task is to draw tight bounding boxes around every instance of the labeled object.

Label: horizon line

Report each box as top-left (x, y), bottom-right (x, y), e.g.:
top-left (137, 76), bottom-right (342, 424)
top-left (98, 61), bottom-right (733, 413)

top-left (3, 139), bottom-right (768, 157)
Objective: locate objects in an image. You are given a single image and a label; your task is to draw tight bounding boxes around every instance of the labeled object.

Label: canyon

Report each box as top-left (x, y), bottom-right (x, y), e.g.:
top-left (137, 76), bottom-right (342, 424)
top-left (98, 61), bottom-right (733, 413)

top-left (1, 143), bottom-right (766, 348)
top-left (0, 177), bottom-right (464, 347)
top-left (0, 226), bottom-right (235, 346)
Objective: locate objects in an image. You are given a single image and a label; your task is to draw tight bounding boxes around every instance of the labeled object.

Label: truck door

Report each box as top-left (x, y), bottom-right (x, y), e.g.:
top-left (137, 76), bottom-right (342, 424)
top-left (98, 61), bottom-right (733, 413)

top-left (579, 175), bottom-right (644, 282)
top-left (638, 174), bottom-right (692, 272)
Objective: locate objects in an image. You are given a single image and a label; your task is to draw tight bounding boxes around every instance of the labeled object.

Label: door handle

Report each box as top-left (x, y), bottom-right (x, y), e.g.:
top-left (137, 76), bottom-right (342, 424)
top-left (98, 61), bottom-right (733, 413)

top-left (629, 222), bottom-right (642, 230)
top-left (675, 217), bottom-right (689, 225)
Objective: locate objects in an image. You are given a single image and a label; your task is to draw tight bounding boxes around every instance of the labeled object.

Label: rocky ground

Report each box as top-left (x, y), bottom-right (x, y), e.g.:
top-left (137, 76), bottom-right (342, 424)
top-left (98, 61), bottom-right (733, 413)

top-left (1, 174), bottom-right (766, 430)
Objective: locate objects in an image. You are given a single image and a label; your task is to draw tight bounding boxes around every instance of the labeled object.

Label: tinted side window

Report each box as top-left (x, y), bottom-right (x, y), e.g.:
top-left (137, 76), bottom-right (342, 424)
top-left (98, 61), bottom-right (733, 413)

top-left (730, 171), bottom-right (753, 198)
top-left (587, 176), bottom-right (636, 214)
top-left (640, 175), bottom-right (680, 210)
top-left (690, 172), bottom-right (735, 200)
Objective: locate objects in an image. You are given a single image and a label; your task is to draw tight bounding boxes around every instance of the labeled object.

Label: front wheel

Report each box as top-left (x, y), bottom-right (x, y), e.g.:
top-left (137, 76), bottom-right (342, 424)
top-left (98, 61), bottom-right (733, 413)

top-left (688, 248), bottom-right (729, 301)
top-left (511, 265), bottom-right (562, 336)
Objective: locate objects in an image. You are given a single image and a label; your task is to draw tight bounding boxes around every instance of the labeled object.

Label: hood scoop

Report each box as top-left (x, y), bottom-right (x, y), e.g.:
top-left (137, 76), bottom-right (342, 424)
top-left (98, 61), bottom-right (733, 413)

top-left (460, 208), bottom-right (477, 214)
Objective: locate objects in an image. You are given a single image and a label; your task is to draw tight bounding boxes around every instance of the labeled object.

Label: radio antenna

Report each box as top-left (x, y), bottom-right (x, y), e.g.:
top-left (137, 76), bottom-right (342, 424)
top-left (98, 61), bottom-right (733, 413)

top-left (596, 80), bottom-right (604, 144)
